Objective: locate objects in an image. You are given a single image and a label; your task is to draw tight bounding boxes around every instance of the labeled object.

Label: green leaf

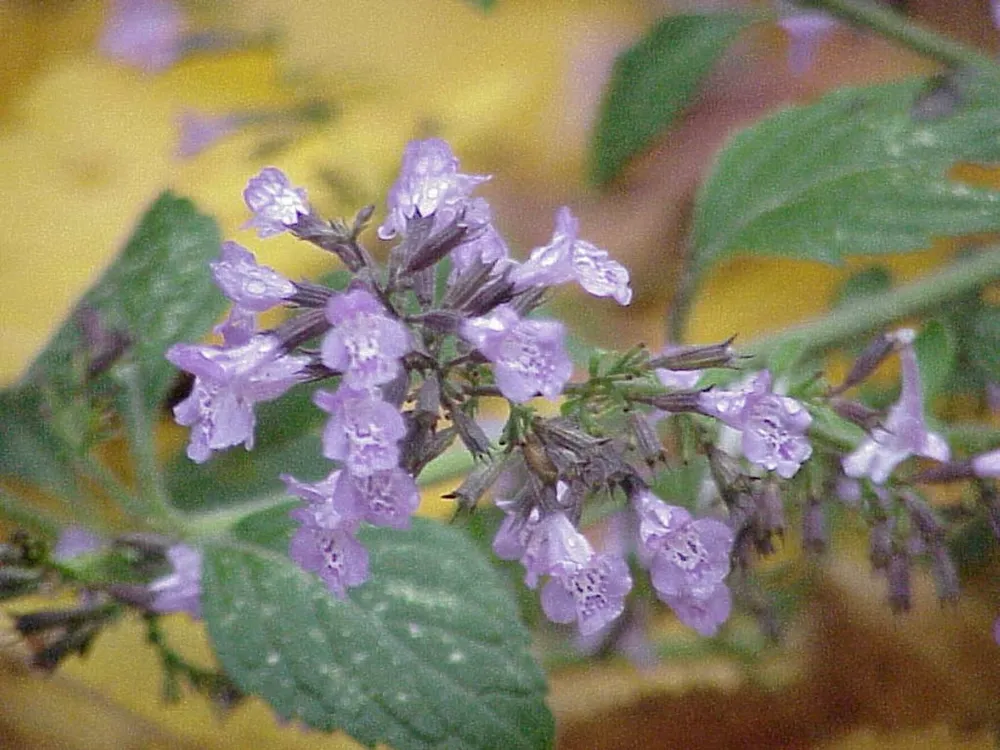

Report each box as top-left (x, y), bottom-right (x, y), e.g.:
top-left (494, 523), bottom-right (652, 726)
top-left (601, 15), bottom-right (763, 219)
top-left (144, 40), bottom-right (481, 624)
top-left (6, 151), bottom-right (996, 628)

top-left (590, 13), bottom-right (754, 185)
top-left (464, 0), bottom-right (495, 10)
top-left (25, 193), bottom-right (224, 412)
top-left (913, 319), bottom-right (957, 401)
top-left (202, 518), bottom-right (553, 749)
top-left (691, 77), bottom-right (1000, 276)
top-left (968, 304), bottom-right (1000, 383)
top-left (832, 266), bottom-right (893, 309)
top-left (0, 386), bottom-right (77, 497)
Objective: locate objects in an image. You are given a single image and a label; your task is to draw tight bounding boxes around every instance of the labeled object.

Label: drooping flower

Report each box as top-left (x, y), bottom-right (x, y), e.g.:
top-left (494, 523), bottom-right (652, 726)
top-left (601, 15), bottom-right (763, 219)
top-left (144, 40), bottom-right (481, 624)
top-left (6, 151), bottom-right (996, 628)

top-left (213, 305), bottom-right (256, 347)
top-left (149, 544), bottom-right (202, 618)
top-left (378, 138), bottom-right (490, 240)
top-left (634, 491), bottom-right (733, 601)
top-left (167, 335), bottom-right (311, 462)
top-left (321, 288), bottom-right (411, 388)
top-left (740, 392), bottom-right (813, 479)
top-left (972, 449), bottom-right (1000, 478)
top-left (461, 304), bottom-right (572, 403)
top-left (342, 468), bottom-right (420, 529)
top-left (540, 550), bottom-right (633, 636)
top-left (843, 331), bottom-right (950, 484)
top-left (510, 207), bottom-right (632, 305)
top-left (494, 506), bottom-right (588, 589)
top-left (659, 583), bottom-right (732, 637)
top-left (243, 168), bottom-right (309, 238)
top-left (698, 370), bottom-right (771, 428)
top-left (99, 0), bottom-right (187, 74)
top-left (288, 502), bottom-right (368, 599)
top-left (210, 241), bottom-right (296, 312)
top-left (314, 388), bottom-right (407, 477)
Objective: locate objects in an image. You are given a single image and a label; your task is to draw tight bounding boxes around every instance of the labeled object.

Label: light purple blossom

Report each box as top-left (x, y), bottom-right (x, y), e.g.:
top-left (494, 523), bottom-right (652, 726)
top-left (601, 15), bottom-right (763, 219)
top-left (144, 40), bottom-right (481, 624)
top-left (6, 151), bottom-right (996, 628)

top-left (450, 220), bottom-right (511, 280)
top-left (149, 544), bottom-right (202, 618)
top-left (243, 168), bottom-right (309, 238)
top-left (656, 364), bottom-right (702, 392)
top-left (175, 110), bottom-right (243, 159)
top-left (314, 388), bottom-right (406, 477)
top-left (541, 551), bottom-right (632, 636)
top-left (973, 450), bottom-right (1000, 478)
top-left (494, 506), bottom-right (589, 589)
top-left (288, 502), bottom-right (368, 599)
top-left (740, 392), bottom-right (813, 479)
top-left (510, 207), bottom-right (632, 305)
top-left (342, 468), bottom-right (420, 529)
top-left (99, 0), bottom-right (186, 74)
top-left (167, 335), bottom-right (310, 463)
top-left (660, 583), bottom-right (732, 637)
top-left (53, 527), bottom-right (105, 562)
top-left (461, 304), bottom-right (572, 403)
top-left (698, 370), bottom-right (771, 428)
top-left (843, 332), bottom-right (950, 484)
top-left (321, 289), bottom-right (411, 388)
top-left (377, 138), bottom-right (490, 240)
top-left (776, 2), bottom-right (837, 75)
top-left (213, 305), bottom-right (256, 347)
top-left (210, 241), bottom-right (296, 312)
top-left (635, 491), bottom-right (733, 601)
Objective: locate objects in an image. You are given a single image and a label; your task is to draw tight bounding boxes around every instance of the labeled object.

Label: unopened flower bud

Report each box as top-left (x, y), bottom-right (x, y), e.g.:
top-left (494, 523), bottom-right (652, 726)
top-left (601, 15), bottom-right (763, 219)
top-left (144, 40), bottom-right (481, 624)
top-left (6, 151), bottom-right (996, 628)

top-left (886, 552), bottom-right (911, 613)
top-left (628, 412), bottom-right (664, 467)
top-left (829, 333), bottom-right (894, 395)
top-left (632, 389), bottom-right (705, 413)
top-left (829, 397), bottom-right (884, 431)
top-left (450, 405), bottom-right (491, 458)
top-left (802, 497), bottom-right (827, 555)
top-left (869, 517), bottom-right (894, 571)
top-left (753, 480), bottom-right (785, 555)
top-left (443, 458), bottom-right (506, 513)
top-left (929, 544), bottom-right (959, 603)
top-left (647, 337), bottom-right (739, 371)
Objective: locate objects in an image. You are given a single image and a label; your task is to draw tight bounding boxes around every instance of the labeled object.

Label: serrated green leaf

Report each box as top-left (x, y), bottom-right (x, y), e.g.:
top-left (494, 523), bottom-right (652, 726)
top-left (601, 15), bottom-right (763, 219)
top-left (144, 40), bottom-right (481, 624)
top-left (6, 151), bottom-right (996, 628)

top-left (25, 193), bottom-right (224, 412)
top-left (691, 77), bottom-right (1000, 276)
top-left (913, 319), bottom-right (957, 401)
top-left (202, 518), bottom-right (553, 749)
top-left (590, 13), bottom-right (753, 186)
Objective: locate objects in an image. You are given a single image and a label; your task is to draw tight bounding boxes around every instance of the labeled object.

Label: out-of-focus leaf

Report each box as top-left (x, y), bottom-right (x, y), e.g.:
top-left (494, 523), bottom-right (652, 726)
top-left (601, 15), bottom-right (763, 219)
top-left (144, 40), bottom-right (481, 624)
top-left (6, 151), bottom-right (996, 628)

top-left (464, 0), bottom-right (496, 10)
top-left (0, 386), bottom-right (77, 497)
top-left (968, 304), bottom-right (1000, 383)
top-left (24, 193), bottom-right (224, 412)
top-left (202, 517), bottom-right (553, 749)
top-left (590, 13), bottom-right (754, 185)
top-left (913, 318), bottom-right (957, 401)
top-left (691, 77), bottom-right (1000, 276)
top-left (832, 266), bottom-right (893, 309)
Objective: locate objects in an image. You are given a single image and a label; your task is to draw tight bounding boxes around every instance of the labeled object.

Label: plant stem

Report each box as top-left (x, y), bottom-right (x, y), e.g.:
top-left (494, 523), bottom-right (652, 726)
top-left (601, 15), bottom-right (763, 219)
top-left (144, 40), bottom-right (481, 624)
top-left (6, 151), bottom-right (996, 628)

top-left (805, 0), bottom-right (1000, 73)
top-left (114, 364), bottom-right (182, 532)
top-left (744, 249), bottom-right (1000, 366)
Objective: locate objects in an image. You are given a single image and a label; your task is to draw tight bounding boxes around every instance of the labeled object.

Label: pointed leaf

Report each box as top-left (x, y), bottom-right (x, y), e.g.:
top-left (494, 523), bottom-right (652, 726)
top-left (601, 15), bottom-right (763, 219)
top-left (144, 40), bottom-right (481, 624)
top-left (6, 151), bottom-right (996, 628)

top-left (202, 518), bottom-right (553, 749)
top-left (590, 13), bottom-right (754, 185)
top-left (692, 77), bottom-right (1000, 275)
top-left (25, 193), bottom-right (224, 412)
top-left (0, 386), bottom-right (78, 497)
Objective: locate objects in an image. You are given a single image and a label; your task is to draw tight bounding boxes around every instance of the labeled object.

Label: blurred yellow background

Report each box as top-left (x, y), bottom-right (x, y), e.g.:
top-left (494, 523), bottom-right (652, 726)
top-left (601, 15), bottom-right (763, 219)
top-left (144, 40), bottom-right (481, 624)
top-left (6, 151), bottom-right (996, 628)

top-left (2, 0), bottom-right (1000, 748)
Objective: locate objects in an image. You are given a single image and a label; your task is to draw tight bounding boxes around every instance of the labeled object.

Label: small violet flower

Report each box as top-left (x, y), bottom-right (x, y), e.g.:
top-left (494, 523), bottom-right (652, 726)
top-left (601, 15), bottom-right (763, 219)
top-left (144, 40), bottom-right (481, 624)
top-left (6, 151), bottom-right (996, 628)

top-left (378, 138), bottom-right (490, 240)
top-left (149, 544), bottom-right (203, 618)
top-left (283, 469), bottom-right (419, 530)
top-left (210, 241), bottom-right (296, 312)
top-left (321, 288), bottom-right (411, 388)
top-left (167, 334), bottom-right (311, 463)
top-left (314, 388), bottom-right (407, 477)
top-left (100, 0), bottom-right (186, 74)
top-left (243, 168), bottom-right (309, 239)
top-left (53, 527), bottom-right (105, 562)
top-left (494, 505), bottom-right (586, 589)
top-left (776, 1), bottom-right (837, 76)
top-left (213, 305), bottom-right (256, 347)
top-left (461, 304), bottom-right (572, 404)
top-left (541, 549), bottom-right (633, 637)
top-left (973, 449), bottom-right (1000, 479)
top-left (843, 330), bottom-right (950, 484)
top-left (288, 501), bottom-right (368, 599)
top-left (660, 584), bottom-right (732, 637)
top-left (510, 207), bottom-right (632, 306)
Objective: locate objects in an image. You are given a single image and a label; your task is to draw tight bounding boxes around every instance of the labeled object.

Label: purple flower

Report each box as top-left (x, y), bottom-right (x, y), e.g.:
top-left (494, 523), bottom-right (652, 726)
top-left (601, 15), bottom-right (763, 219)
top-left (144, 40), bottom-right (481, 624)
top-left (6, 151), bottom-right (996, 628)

top-left (655, 364), bottom-right (702, 392)
top-left (450, 217), bottom-right (511, 280)
top-left (213, 305), bottom-right (256, 347)
top-left (493, 506), bottom-right (590, 589)
top-left (973, 450), bottom-right (1000, 478)
top-left (510, 207), bottom-right (632, 306)
top-left (776, 3), bottom-right (837, 76)
top-left (314, 388), bottom-right (406, 477)
top-left (540, 551), bottom-right (632, 636)
top-left (740, 392), bottom-right (813, 479)
top-left (288, 503), bottom-right (368, 599)
top-left (698, 370), bottom-right (771, 428)
top-left (149, 544), bottom-right (202, 618)
top-left (167, 335), bottom-right (311, 462)
top-left (461, 304), bottom-right (572, 403)
top-left (342, 468), bottom-right (420, 529)
top-left (377, 138), bottom-right (490, 240)
top-left (99, 0), bottom-right (186, 74)
top-left (53, 527), bottom-right (105, 562)
top-left (210, 241), bottom-right (296, 312)
top-left (660, 583), bottom-right (732, 637)
top-left (635, 491), bottom-right (733, 601)
top-left (321, 289), bottom-right (411, 388)
top-left (175, 110), bottom-right (243, 159)
top-left (843, 331), bottom-right (950, 484)
top-left (243, 168), bottom-right (309, 238)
